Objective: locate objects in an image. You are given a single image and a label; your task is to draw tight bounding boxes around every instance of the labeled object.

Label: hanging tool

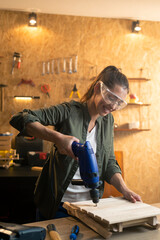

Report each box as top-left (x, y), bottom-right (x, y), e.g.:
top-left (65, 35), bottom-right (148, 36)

top-left (69, 84), bottom-right (81, 99)
top-left (51, 60), bottom-right (54, 74)
top-left (70, 225), bottom-right (79, 240)
top-left (17, 56), bottom-right (21, 69)
top-left (41, 84), bottom-right (51, 98)
top-left (47, 224), bottom-right (62, 240)
top-left (62, 58), bottom-right (66, 72)
top-left (42, 62), bottom-right (46, 76)
top-left (11, 52), bottom-right (21, 74)
top-left (73, 55), bottom-right (78, 73)
top-left (69, 57), bottom-right (72, 74)
top-left (57, 59), bottom-right (60, 74)
top-left (47, 61), bottom-right (50, 74)
top-left (17, 79), bottom-right (35, 87)
top-left (0, 84), bottom-right (7, 112)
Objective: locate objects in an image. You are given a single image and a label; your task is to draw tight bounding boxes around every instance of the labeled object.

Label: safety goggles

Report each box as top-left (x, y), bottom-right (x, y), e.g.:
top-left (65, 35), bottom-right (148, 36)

top-left (100, 81), bottom-right (127, 110)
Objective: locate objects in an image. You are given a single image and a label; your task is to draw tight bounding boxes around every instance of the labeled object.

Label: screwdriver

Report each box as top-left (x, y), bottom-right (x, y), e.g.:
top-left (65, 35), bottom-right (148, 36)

top-left (47, 224), bottom-right (62, 240)
top-left (70, 225), bottom-right (79, 240)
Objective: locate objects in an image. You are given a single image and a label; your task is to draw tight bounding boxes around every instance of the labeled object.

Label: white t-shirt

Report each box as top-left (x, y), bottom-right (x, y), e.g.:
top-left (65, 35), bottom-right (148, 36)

top-left (62, 125), bottom-right (97, 202)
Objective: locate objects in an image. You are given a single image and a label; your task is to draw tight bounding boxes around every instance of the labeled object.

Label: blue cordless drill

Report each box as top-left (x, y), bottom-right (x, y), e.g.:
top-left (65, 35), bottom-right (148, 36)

top-left (71, 141), bottom-right (102, 204)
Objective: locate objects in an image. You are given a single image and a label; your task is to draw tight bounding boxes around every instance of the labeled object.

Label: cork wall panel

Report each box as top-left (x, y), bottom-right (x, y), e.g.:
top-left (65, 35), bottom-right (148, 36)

top-left (0, 10), bottom-right (160, 203)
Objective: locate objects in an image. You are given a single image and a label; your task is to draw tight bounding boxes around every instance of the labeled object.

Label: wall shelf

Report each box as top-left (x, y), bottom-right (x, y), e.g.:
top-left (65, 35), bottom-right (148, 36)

top-left (127, 103), bottom-right (151, 106)
top-left (114, 76), bottom-right (151, 132)
top-left (128, 78), bottom-right (151, 81)
top-left (114, 128), bottom-right (150, 132)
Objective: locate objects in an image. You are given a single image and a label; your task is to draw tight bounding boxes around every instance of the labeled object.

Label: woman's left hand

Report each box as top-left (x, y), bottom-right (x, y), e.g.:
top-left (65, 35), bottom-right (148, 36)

top-left (110, 173), bottom-right (142, 203)
top-left (122, 189), bottom-right (142, 203)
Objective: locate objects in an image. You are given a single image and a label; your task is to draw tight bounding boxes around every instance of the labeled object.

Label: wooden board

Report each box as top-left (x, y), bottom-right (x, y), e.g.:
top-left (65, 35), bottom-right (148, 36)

top-left (0, 136), bottom-right (12, 150)
top-left (0, 136), bottom-right (12, 141)
top-left (0, 145), bottom-right (11, 150)
top-left (63, 197), bottom-right (160, 238)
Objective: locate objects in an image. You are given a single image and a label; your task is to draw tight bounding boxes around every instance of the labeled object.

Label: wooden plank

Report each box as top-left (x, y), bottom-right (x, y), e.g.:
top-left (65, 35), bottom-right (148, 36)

top-left (0, 141), bottom-right (11, 146)
top-left (70, 198), bottom-right (160, 224)
top-left (64, 197), bottom-right (160, 232)
top-left (0, 136), bottom-right (12, 141)
top-left (0, 145), bottom-right (11, 150)
top-left (63, 202), bottom-right (112, 239)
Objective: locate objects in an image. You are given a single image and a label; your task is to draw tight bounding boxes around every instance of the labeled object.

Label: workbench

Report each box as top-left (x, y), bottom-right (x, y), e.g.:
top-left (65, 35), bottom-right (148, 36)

top-left (27, 203), bottom-right (160, 240)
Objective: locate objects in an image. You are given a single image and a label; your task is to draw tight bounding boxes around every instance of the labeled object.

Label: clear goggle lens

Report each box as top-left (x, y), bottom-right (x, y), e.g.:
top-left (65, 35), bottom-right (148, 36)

top-left (100, 81), bottom-right (127, 110)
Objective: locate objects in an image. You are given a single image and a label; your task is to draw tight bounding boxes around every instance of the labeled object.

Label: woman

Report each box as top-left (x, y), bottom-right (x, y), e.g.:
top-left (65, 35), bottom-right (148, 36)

top-left (10, 65), bottom-right (142, 220)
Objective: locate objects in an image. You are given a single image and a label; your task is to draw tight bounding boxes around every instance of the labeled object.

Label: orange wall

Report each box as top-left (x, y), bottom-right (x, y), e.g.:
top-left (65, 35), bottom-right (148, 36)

top-left (0, 10), bottom-right (160, 203)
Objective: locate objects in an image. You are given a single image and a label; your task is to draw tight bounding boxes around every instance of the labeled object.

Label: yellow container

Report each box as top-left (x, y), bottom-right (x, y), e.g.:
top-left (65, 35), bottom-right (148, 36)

top-left (0, 149), bottom-right (15, 158)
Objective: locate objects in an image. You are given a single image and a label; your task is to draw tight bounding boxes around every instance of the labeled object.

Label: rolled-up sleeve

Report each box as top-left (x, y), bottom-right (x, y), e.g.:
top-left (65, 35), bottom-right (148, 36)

top-left (9, 102), bottom-right (71, 136)
top-left (105, 156), bottom-right (122, 184)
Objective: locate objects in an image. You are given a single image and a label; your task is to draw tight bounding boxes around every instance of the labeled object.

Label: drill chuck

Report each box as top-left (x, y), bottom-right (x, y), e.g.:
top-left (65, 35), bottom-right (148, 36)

top-left (90, 188), bottom-right (100, 204)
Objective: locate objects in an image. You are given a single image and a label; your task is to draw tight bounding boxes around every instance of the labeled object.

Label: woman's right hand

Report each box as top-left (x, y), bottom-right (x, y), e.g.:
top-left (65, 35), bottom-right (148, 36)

top-left (55, 133), bottom-right (79, 160)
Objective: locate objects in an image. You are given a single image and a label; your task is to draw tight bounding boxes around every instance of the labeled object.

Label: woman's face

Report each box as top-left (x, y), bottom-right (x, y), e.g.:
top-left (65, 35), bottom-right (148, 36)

top-left (94, 82), bottom-right (128, 116)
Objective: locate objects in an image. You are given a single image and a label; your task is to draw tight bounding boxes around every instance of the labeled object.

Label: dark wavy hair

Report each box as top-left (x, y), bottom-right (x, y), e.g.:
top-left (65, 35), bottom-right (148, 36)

top-left (80, 65), bottom-right (129, 103)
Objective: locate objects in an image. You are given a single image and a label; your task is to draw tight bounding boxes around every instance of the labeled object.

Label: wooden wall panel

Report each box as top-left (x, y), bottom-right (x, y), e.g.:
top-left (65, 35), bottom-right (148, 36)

top-left (0, 10), bottom-right (160, 204)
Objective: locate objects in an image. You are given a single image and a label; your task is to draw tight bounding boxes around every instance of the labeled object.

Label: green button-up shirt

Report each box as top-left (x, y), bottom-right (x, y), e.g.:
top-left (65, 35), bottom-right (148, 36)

top-left (10, 100), bottom-right (121, 219)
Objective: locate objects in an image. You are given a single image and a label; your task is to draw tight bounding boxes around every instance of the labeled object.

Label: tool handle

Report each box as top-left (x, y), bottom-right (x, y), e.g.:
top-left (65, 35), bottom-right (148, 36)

top-left (11, 56), bottom-right (16, 74)
top-left (51, 60), bottom-right (54, 74)
top-left (70, 225), bottom-right (79, 240)
top-left (47, 61), bottom-right (50, 74)
top-left (57, 59), bottom-right (60, 74)
top-left (41, 84), bottom-right (51, 93)
top-left (73, 55), bottom-right (78, 72)
top-left (69, 57), bottom-right (72, 74)
top-left (17, 58), bottom-right (21, 69)
top-left (62, 58), bottom-right (66, 72)
top-left (49, 231), bottom-right (62, 240)
top-left (42, 62), bottom-right (46, 75)
top-left (47, 224), bottom-right (62, 240)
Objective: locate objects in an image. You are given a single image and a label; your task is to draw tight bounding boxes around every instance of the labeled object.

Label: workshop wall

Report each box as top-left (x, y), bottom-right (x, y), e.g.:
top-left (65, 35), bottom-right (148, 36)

top-left (0, 10), bottom-right (160, 204)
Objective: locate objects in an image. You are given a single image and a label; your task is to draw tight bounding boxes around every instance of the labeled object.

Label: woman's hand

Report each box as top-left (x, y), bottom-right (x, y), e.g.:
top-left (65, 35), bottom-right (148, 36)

top-left (55, 134), bottom-right (79, 160)
top-left (110, 173), bottom-right (142, 203)
top-left (122, 189), bottom-right (142, 203)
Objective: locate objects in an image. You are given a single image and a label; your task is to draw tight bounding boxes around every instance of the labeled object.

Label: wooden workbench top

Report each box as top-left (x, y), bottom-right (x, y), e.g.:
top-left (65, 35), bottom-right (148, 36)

top-left (26, 203), bottom-right (160, 240)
